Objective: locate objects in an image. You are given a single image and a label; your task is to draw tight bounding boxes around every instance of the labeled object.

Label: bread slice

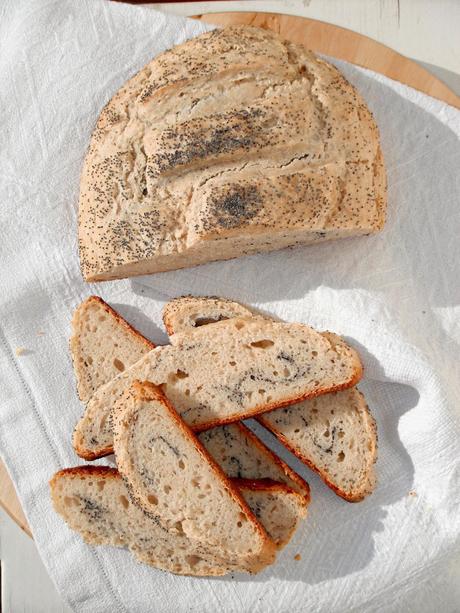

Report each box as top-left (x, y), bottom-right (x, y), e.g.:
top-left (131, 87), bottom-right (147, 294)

top-left (258, 388), bottom-right (377, 501)
top-left (51, 467), bottom-right (304, 575)
top-left (112, 381), bottom-right (276, 572)
top-left (164, 296), bottom-right (377, 501)
top-left (70, 296), bottom-right (154, 402)
top-left (74, 316), bottom-right (362, 459)
top-left (79, 26), bottom-right (386, 282)
top-left (234, 479), bottom-right (307, 548)
top-left (50, 466), bottom-right (231, 576)
top-left (198, 423), bottom-right (309, 500)
top-left (163, 295), bottom-right (257, 336)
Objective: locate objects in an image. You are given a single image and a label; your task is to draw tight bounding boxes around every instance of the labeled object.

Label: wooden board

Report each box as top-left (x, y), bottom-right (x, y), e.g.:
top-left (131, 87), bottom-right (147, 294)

top-left (195, 12), bottom-right (460, 109)
top-left (1, 11), bottom-right (459, 540)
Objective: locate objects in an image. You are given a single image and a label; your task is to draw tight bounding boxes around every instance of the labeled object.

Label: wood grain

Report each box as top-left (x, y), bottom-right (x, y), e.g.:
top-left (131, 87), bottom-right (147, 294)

top-left (194, 12), bottom-right (460, 109)
top-left (0, 460), bottom-right (32, 537)
top-left (2, 11), bottom-right (458, 540)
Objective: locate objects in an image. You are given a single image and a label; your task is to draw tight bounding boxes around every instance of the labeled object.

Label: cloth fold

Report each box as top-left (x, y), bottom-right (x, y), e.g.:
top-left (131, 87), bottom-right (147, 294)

top-left (0, 1), bottom-right (459, 611)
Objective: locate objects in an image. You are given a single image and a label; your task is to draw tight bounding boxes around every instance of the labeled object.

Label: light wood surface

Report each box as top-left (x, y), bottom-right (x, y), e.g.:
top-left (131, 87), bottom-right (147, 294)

top-left (1, 11), bottom-right (459, 542)
top-left (194, 12), bottom-right (460, 108)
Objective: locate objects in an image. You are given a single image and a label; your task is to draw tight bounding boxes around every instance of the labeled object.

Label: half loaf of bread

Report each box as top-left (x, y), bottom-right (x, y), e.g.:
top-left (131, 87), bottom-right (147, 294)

top-left (79, 26), bottom-right (386, 282)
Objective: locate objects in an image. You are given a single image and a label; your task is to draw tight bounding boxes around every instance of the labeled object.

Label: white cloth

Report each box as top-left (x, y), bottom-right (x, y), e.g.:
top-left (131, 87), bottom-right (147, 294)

top-left (1, 1), bottom-right (459, 611)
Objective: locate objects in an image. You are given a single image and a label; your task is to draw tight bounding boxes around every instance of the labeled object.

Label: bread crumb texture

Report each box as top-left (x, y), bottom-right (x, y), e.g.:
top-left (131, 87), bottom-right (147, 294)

top-left (79, 26), bottom-right (386, 281)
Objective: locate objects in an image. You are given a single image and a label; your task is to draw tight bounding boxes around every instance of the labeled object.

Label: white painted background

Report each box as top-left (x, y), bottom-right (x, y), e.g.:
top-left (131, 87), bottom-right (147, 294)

top-left (1, 1), bottom-right (459, 611)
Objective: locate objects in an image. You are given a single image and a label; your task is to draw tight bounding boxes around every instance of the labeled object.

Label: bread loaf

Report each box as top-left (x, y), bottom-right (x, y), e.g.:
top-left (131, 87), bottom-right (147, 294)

top-left (79, 26), bottom-right (386, 282)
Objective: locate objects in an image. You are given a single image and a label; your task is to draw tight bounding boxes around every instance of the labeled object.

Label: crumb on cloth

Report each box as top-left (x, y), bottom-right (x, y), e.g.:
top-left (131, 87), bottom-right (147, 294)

top-left (15, 347), bottom-right (26, 356)
top-left (294, 554), bottom-right (301, 561)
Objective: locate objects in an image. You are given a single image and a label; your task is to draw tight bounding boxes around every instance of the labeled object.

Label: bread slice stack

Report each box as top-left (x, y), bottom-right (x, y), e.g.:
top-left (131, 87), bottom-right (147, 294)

top-left (51, 295), bottom-right (377, 576)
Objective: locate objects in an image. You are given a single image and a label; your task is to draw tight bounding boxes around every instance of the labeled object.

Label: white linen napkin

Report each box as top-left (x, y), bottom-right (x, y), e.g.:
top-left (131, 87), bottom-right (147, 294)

top-left (0, 0), bottom-right (459, 611)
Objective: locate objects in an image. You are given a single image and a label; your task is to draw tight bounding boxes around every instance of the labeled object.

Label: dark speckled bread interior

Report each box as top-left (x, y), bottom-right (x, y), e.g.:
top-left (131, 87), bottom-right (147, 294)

top-left (79, 26), bottom-right (386, 282)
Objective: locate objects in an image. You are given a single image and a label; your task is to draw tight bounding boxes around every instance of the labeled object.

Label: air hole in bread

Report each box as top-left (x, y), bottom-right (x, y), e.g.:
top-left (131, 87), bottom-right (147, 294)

top-left (238, 512), bottom-right (247, 522)
top-left (164, 485), bottom-right (171, 494)
top-left (273, 370), bottom-right (279, 376)
top-left (337, 451), bottom-right (345, 462)
top-left (87, 356), bottom-right (93, 365)
top-left (147, 494), bottom-right (158, 505)
top-left (185, 555), bottom-right (202, 567)
top-left (312, 350), bottom-right (318, 357)
top-left (237, 521), bottom-right (243, 528)
top-left (119, 495), bottom-right (129, 509)
top-left (97, 481), bottom-right (105, 491)
top-left (176, 370), bottom-right (188, 379)
top-left (349, 439), bottom-right (355, 450)
top-left (174, 521), bottom-right (185, 535)
top-left (191, 478), bottom-right (200, 488)
top-left (294, 428), bottom-right (300, 433)
top-left (250, 339), bottom-right (274, 349)
top-left (324, 429), bottom-right (330, 437)
top-left (113, 358), bottom-right (125, 372)
top-left (178, 459), bottom-right (185, 470)
top-left (184, 389), bottom-right (190, 397)
top-left (64, 496), bottom-right (78, 507)
top-left (195, 316), bottom-right (228, 327)
top-left (283, 367), bottom-right (290, 377)
top-left (229, 361), bottom-right (236, 366)
top-left (258, 389), bottom-right (265, 395)
top-left (246, 391), bottom-right (253, 400)
top-left (338, 431), bottom-right (345, 439)
top-left (266, 395), bottom-right (272, 402)
top-left (234, 321), bottom-right (245, 330)
top-left (98, 316), bottom-right (106, 322)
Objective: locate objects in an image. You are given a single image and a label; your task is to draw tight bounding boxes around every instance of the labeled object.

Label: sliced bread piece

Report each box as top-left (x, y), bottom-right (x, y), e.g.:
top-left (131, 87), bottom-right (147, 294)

top-left (235, 479), bottom-right (307, 548)
top-left (74, 316), bottom-right (362, 459)
top-left (163, 295), bottom-right (257, 336)
top-left (51, 466), bottom-right (232, 576)
top-left (198, 423), bottom-right (309, 500)
top-left (112, 381), bottom-right (276, 572)
top-left (70, 296), bottom-right (155, 402)
top-left (164, 296), bottom-right (377, 501)
top-left (257, 388), bottom-right (377, 501)
top-left (51, 467), bottom-right (303, 575)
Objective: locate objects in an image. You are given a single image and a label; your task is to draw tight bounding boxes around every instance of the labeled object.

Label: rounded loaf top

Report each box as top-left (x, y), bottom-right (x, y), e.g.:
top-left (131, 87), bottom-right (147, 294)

top-left (79, 26), bottom-right (386, 282)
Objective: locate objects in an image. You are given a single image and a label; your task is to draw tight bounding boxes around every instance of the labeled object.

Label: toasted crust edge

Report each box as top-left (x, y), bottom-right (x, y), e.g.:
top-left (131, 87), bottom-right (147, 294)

top-left (233, 423), bottom-right (310, 502)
